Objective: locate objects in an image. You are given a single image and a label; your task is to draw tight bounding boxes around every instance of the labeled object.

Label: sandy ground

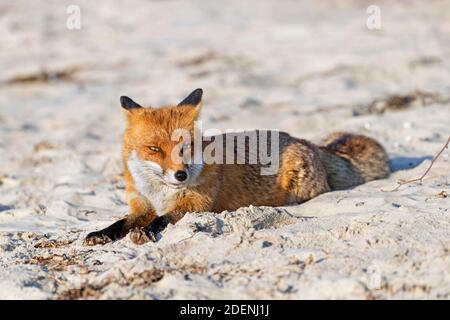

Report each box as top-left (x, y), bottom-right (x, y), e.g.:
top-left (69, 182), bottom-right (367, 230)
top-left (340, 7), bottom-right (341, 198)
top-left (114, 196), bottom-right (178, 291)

top-left (0, 0), bottom-right (449, 299)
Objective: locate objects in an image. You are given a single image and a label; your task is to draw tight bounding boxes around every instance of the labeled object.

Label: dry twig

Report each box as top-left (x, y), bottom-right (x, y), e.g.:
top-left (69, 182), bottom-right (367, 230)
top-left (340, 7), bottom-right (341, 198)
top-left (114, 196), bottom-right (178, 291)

top-left (387, 136), bottom-right (450, 192)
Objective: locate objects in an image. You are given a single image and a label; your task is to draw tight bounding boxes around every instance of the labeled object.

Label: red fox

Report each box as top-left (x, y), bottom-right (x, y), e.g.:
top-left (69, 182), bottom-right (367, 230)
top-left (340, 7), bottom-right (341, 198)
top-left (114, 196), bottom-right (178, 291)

top-left (84, 88), bottom-right (390, 245)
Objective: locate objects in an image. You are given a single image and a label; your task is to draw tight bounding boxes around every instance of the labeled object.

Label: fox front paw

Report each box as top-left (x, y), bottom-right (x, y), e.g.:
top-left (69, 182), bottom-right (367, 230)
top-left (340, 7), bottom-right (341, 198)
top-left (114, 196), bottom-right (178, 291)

top-left (146, 216), bottom-right (170, 234)
top-left (129, 227), bottom-right (156, 245)
top-left (84, 218), bottom-right (127, 246)
top-left (84, 231), bottom-right (113, 246)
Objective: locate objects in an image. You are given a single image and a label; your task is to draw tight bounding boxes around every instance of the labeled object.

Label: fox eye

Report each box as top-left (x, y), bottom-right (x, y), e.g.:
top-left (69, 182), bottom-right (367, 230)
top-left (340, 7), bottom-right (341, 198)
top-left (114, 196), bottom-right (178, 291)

top-left (148, 146), bottom-right (161, 153)
top-left (180, 143), bottom-right (191, 156)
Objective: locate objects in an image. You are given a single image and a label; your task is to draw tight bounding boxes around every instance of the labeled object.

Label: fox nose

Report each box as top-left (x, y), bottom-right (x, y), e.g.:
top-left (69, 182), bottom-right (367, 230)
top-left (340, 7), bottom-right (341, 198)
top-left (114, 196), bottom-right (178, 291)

top-left (174, 170), bottom-right (188, 182)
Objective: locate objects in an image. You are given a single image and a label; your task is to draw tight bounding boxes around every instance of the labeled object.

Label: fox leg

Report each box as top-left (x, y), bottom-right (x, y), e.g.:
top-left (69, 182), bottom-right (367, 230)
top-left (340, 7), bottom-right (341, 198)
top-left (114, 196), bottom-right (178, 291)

top-left (84, 191), bottom-right (157, 246)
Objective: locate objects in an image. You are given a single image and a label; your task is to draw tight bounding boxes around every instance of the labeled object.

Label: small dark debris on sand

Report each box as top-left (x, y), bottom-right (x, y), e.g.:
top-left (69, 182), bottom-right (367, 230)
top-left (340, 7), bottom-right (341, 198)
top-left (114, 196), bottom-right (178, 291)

top-left (353, 91), bottom-right (450, 116)
top-left (56, 268), bottom-right (165, 300)
top-left (3, 66), bottom-right (84, 85)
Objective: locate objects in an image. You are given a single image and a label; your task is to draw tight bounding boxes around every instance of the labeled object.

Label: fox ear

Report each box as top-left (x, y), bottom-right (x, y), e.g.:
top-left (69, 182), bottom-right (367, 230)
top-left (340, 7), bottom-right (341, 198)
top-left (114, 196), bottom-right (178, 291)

top-left (177, 88), bottom-right (203, 107)
top-left (120, 96), bottom-right (142, 110)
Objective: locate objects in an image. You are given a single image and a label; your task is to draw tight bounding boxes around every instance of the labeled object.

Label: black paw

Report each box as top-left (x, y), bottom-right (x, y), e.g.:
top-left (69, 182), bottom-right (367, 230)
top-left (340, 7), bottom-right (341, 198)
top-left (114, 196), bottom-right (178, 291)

top-left (84, 230), bottom-right (112, 246)
top-left (145, 216), bottom-right (170, 235)
top-left (129, 227), bottom-right (157, 245)
top-left (84, 219), bottom-right (126, 246)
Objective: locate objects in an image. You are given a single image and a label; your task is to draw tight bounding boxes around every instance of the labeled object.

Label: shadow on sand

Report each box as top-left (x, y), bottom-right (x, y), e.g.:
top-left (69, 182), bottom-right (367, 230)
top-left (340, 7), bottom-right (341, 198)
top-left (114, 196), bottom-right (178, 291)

top-left (0, 204), bottom-right (13, 212)
top-left (389, 156), bottom-right (432, 172)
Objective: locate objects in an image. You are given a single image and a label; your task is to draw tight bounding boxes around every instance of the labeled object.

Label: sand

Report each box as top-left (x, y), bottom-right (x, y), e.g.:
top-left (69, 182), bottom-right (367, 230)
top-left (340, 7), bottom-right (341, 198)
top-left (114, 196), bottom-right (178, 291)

top-left (0, 0), bottom-right (449, 299)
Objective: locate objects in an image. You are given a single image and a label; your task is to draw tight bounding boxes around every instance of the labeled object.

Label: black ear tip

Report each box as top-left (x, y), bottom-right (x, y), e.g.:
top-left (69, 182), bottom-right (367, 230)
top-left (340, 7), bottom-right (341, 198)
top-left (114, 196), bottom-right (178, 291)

top-left (192, 88), bottom-right (203, 100)
top-left (178, 88), bottom-right (204, 106)
top-left (120, 96), bottom-right (128, 105)
top-left (120, 96), bottom-right (142, 110)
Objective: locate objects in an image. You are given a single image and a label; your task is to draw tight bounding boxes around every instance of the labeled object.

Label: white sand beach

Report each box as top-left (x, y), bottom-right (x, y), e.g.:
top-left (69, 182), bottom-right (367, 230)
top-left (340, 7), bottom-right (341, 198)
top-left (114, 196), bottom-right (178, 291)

top-left (0, 0), bottom-right (449, 299)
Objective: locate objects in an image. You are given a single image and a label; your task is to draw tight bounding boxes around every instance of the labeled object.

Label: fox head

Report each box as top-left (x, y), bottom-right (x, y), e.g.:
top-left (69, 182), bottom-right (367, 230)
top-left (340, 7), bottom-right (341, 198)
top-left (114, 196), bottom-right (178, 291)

top-left (121, 88), bottom-right (204, 189)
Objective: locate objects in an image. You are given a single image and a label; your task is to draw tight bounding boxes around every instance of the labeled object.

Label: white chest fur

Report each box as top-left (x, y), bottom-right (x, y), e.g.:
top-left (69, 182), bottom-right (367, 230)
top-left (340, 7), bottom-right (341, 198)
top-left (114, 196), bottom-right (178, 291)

top-left (127, 151), bottom-right (181, 216)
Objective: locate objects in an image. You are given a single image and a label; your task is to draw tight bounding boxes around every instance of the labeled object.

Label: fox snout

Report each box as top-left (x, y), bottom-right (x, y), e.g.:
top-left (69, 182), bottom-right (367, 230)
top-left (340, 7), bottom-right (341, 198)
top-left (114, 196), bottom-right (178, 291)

top-left (165, 168), bottom-right (189, 185)
top-left (128, 150), bottom-right (195, 189)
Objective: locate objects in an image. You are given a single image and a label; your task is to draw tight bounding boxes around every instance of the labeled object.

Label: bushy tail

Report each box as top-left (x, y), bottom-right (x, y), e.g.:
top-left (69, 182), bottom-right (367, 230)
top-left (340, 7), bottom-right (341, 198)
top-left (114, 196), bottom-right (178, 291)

top-left (318, 132), bottom-right (390, 190)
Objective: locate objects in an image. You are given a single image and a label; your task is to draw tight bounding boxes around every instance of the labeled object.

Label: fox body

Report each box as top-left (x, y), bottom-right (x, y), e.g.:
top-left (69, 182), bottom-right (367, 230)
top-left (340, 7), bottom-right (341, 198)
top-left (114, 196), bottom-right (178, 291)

top-left (85, 89), bottom-right (390, 245)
